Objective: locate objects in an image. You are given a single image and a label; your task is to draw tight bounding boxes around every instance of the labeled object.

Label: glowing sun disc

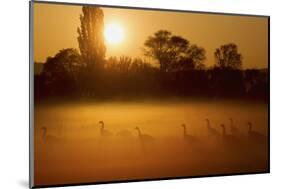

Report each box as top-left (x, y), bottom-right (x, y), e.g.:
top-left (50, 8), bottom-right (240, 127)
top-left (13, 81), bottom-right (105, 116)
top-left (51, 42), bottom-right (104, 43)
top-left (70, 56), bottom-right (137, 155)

top-left (104, 23), bottom-right (124, 44)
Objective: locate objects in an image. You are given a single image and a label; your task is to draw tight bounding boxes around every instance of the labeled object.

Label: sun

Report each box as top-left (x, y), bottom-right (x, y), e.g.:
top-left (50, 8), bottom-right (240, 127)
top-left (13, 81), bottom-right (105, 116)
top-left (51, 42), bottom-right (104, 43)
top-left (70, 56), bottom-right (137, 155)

top-left (104, 23), bottom-right (124, 45)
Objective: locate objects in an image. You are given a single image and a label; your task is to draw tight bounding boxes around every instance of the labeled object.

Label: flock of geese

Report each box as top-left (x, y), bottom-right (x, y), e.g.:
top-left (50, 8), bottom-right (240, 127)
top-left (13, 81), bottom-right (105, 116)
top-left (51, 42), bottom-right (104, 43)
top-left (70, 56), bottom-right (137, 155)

top-left (40, 118), bottom-right (267, 145)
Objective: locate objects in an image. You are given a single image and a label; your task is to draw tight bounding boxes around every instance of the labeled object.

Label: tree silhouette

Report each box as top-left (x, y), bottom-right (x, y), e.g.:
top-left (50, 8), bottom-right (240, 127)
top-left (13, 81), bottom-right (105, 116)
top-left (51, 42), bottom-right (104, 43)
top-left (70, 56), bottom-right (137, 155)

top-left (105, 56), bottom-right (154, 74)
top-left (143, 30), bottom-right (172, 72)
top-left (42, 48), bottom-right (81, 78)
top-left (105, 56), bottom-right (132, 74)
top-left (77, 6), bottom-right (106, 70)
top-left (214, 43), bottom-right (242, 70)
top-left (187, 45), bottom-right (206, 70)
top-left (41, 48), bottom-right (81, 95)
top-left (143, 30), bottom-right (206, 72)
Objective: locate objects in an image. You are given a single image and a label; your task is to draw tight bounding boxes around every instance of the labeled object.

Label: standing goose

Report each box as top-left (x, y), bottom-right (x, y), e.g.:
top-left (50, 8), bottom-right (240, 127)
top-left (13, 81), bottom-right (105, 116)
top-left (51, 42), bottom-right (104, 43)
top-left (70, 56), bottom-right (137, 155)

top-left (182, 124), bottom-right (189, 139)
top-left (220, 124), bottom-right (238, 142)
top-left (247, 122), bottom-right (266, 142)
top-left (41, 126), bottom-right (60, 143)
top-left (181, 124), bottom-right (196, 141)
top-left (219, 123), bottom-right (243, 153)
top-left (181, 124), bottom-right (202, 150)
top-left (135, 127), bottom-right (154, 141)
top-left (98, 121), bottom-right (113, 137)
top-left (205, 118), bottom-right (219, 136)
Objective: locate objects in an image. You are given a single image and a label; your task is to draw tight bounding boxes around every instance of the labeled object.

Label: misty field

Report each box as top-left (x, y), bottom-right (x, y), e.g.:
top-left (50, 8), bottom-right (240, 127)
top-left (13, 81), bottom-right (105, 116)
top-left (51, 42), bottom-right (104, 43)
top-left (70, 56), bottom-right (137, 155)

top-left (34, 100), bottom-right (268, 186)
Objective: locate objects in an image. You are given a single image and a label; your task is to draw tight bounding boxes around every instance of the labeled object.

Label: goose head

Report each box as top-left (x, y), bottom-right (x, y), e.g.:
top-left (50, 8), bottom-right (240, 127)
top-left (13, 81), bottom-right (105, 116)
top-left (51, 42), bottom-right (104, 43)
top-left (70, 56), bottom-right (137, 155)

top-left (98, 121), bottom-right (104, 128)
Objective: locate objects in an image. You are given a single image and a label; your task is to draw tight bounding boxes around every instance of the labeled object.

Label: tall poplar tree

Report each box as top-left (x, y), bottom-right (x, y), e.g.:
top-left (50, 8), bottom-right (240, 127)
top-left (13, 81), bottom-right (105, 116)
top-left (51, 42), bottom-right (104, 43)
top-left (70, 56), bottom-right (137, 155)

top-left (77, 6), bottom-right (106, 70)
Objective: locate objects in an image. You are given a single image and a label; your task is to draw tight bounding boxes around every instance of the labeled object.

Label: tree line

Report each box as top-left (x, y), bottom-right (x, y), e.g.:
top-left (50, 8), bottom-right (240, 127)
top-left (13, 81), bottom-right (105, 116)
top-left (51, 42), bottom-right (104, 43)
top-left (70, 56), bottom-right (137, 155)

top-left (34, 6), bottom-right (268, 101)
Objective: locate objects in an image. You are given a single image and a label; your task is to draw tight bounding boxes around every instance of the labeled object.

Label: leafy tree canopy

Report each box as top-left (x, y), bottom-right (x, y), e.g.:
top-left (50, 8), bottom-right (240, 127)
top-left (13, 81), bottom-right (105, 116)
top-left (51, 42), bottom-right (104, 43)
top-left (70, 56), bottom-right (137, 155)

top-left (143, 30), bottom-right (206, 72)
top-left (214, 43), bottom-right (242, 70)
top-left (77, 6), bottom-right (106, 70)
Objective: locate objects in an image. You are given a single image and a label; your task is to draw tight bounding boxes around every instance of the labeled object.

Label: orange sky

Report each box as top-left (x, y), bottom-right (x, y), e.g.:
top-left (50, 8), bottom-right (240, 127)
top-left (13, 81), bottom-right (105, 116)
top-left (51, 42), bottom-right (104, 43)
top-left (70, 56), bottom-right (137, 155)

top-left (33, 2), bottom-right (268, 69)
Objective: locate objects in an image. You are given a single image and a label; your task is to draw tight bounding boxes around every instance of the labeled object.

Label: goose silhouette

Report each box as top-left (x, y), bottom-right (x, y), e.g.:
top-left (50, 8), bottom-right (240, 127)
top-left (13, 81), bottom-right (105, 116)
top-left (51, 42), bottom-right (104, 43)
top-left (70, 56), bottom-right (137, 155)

top-left (205, 118), bottom-right (219, 136)
top-left (41, 126), bottom-right (60, 143)
top-left (135, 127), bottom-right (154, 141)
top-left (181, 124), bottom-right (196, 141)
top-left (247, 122), bottom-right (266, 143)
top-left (98, 121), bottom-right (113, 137)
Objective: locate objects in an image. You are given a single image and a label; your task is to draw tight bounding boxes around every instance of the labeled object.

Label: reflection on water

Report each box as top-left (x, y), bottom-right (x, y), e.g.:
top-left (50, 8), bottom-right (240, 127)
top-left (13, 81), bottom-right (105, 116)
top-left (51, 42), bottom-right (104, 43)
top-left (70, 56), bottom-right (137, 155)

top-left (34, 100), bottom-right (268, 186)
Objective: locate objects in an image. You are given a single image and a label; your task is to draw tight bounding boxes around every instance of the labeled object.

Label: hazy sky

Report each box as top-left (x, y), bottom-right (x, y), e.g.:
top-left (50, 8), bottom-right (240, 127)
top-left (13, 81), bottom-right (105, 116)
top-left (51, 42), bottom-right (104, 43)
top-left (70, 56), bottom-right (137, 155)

top-left (33, 2), bottom-right (268, 68)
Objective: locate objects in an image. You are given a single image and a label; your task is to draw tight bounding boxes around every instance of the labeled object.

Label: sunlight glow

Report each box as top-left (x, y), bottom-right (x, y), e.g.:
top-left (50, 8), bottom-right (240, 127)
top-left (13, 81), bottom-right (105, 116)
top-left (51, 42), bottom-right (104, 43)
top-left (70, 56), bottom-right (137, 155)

top-left (104, 23), bottom-right (124, 45)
